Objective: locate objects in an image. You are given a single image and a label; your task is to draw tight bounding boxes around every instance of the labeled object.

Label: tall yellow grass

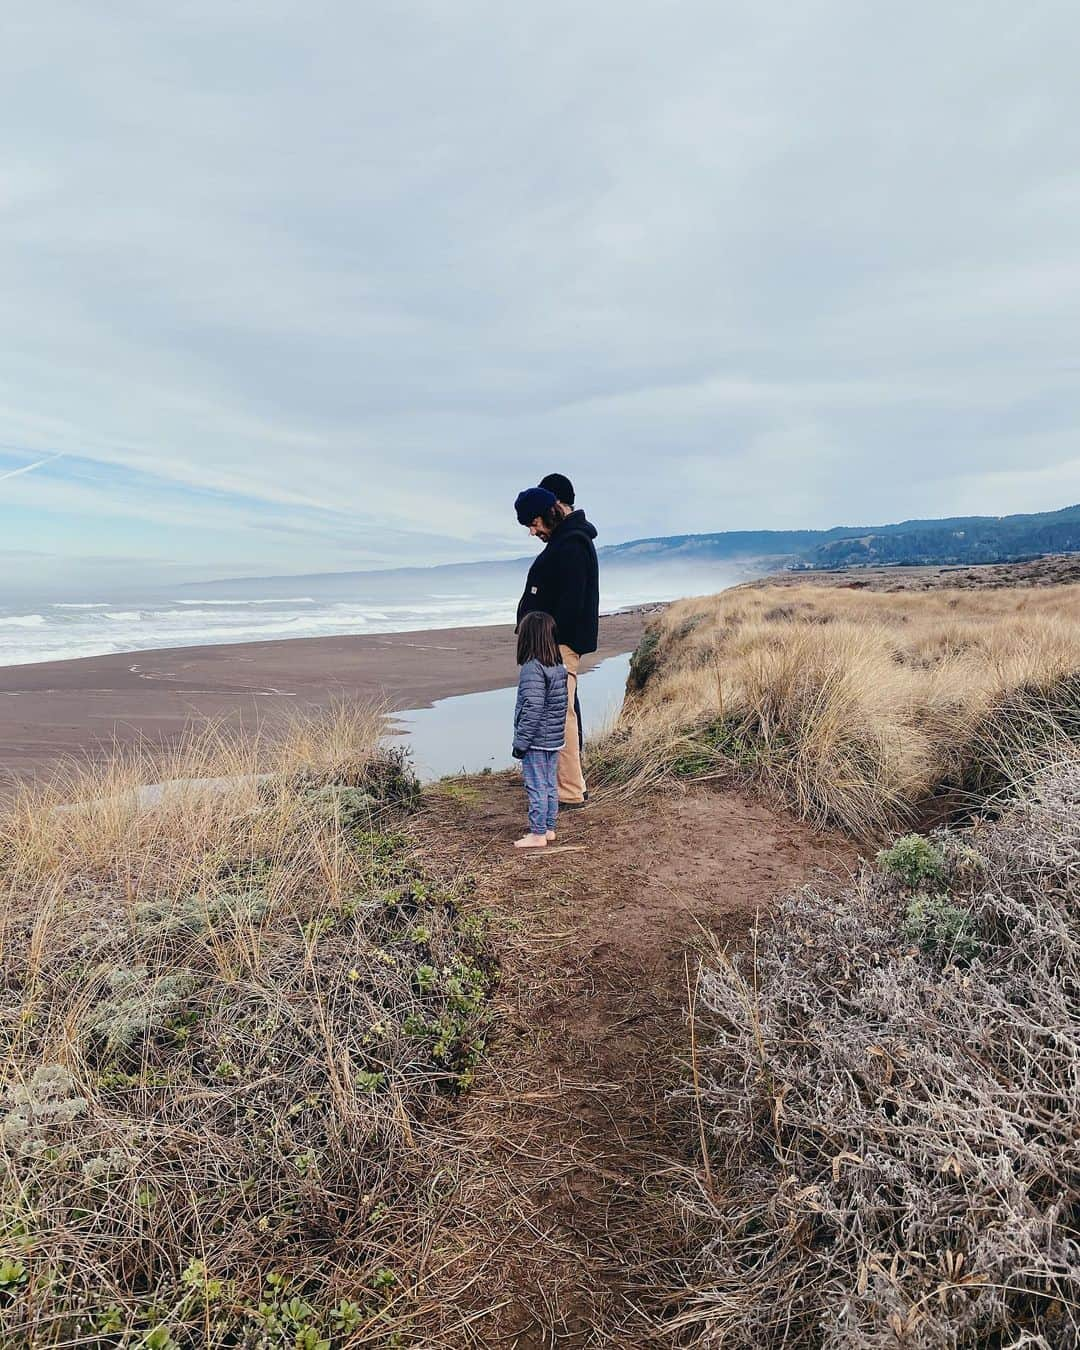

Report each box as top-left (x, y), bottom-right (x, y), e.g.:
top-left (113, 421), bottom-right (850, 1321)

top-left (594, 582), bottom-right (1080, 835)
top-left (0, 705), bottom-right (493, 1344)
top-left (2, 703), bottom-right (386, 892)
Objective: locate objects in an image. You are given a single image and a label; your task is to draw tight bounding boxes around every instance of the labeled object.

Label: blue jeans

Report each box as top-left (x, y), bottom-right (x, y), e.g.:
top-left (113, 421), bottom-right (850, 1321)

top-left (522, 749), bottom-right (559, 835)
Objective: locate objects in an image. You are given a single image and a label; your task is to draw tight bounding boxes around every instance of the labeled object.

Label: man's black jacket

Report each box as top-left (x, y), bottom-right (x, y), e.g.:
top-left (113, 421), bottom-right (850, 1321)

top-left (516, 510), bottom-right (600, 656)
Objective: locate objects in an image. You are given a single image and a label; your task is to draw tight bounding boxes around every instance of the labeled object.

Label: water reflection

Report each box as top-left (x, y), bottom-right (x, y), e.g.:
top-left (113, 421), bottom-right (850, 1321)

top-left (390, 652), bottom-right (631, 782)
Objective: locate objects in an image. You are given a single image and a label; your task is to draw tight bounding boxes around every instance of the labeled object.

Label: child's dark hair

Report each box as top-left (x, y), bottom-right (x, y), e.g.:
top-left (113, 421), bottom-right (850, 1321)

top-left (517, 611), bottom-right (561, 667)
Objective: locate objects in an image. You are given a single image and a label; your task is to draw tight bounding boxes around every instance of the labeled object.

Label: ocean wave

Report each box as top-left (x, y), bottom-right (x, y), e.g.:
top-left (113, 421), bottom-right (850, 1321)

top-left (126, 609), bottom-right (219, 620)
top-left (52, 602), bottom-right (110, 609)
top-left (0, 640), bottom-right (134, 667)
top-left (175, 597), bottom-right (318, 606)
top-left (0, 595), bottom-right (521, 667)
top-left (114, 608), bottom-right (362, 624)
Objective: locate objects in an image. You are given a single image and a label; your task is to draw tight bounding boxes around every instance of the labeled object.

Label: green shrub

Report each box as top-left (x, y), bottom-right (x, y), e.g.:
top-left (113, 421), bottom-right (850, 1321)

top-left (876, 833), bottom-right (945, 889)
top-left (0, 1066), bottom-right (87, 1158)
top-left (301, 783), bottom-right (379, 831)
top-left (87, 967), bottom-right (200, 1058)
top-left (674, 613), bottom-right (706, 641)
top-left (669, 718), bottom-right (760, 778)
top-left (135, 888), bottom-right (269, 941)
top-left (627, 629), bottom-right (662, 691)
top-left (901, 892), bottom-right (981, 962)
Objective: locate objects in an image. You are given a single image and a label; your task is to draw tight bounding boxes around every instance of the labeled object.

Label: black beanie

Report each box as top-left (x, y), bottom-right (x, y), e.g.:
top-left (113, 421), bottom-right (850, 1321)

top-left (539, 472), bottom-right (575, 506)
top-left (515, 486), bottom-right (557, 525)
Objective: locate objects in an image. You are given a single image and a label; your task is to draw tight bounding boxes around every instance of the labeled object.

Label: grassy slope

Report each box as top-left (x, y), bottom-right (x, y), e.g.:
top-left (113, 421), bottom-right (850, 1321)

top-left (0, 712), bottom-right (494, 1346)
top-left (0, 711), bottom-right (857, 1349)
top-left (679, 764), bottom-right (1080, 1348)
top-left (3, 574), bottom-right (1078, 1348)
top-left (605, 575), bottom-right (1080, 1346)
top-left (599, 580), bottom-right (1080, 835)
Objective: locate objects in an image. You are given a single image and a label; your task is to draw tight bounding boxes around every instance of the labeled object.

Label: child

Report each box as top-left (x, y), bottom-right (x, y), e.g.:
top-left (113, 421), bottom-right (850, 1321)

top-left (511, 611), bottom-right (569, 849)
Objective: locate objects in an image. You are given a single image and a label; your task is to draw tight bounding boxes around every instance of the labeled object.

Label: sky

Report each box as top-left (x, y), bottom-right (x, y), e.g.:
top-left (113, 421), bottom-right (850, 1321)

top-left (2, 0), bottom-right (1079, 591)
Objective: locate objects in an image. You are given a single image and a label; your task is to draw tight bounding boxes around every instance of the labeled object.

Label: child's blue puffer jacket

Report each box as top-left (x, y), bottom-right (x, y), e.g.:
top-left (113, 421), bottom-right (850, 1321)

top-left (513, 659), bottom-right (569, 756)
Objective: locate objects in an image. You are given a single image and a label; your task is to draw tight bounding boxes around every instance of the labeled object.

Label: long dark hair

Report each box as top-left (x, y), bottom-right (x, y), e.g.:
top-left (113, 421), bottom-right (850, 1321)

top-left (538, 503), bottom-right (562, 534)
top-left (517, 611), bottom-right (561, 667)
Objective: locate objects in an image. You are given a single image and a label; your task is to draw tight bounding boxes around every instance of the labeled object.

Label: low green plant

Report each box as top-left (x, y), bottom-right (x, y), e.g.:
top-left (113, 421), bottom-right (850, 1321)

top-left (301, 913), bottom-right (337, 942)
top-left (180, 1258), bottom-right (224, 1304)
top-left (877, 834), bottom-right (945, 889)
top-left (0, 1065), bottom-right (88, 1157)
top-left (331, 1298), bottom-right (363, 1332)
top-left (87, 966), bottom-right (200, 1058)
top-left (0, 1260), bottom-right (27, 1289)
top-left (142, 1327), bottom-right (178, 1350)
top-left (92, 1306), bottom-right (124, 1333)
top-left (302, 783), bottom-right (379, 832)
top-left (352, 829), bottom-right (412, 866)
top-left (135, 888), bottom-right (269, 941)
top-left (432, 778), bottom-right (481, 807)
top-left (902, 892), bottom-right (981, 962)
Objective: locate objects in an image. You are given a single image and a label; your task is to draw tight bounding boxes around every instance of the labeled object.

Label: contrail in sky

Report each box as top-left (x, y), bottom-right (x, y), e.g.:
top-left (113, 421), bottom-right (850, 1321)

top-left (0, 451), bottom-right (65, 482)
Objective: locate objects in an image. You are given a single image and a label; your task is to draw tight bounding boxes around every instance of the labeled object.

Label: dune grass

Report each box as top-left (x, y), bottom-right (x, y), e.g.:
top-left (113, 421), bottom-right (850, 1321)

top-left (621, 582), bottom-right (1080, 1344)
top-left (677, 758), bottom-right (1080, 1348)
top-left (591, 582), bottom-right (1080, 836)
top-left (0, 708), bottom-right (493, 1346)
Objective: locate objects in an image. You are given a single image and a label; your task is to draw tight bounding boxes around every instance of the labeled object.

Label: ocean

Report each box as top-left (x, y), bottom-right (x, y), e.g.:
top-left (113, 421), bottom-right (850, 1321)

top-left (0, 593), bottom-right (515, 668)
top-left (0, 558), bottom-right (747, 669)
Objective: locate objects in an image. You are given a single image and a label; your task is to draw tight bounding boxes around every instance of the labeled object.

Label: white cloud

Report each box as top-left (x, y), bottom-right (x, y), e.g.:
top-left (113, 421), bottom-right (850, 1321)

top-left (2, 0), bottom-right (1079, 582)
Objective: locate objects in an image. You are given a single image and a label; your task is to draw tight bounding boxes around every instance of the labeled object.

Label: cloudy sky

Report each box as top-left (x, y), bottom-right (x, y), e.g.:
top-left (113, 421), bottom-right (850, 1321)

top-left (3, 0), bottom-right (1079, 588)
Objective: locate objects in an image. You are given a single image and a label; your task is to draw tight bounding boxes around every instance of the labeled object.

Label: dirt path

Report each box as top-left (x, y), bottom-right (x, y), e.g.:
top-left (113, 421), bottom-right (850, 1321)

top-left (412, 774), bottom-right (858, 1347)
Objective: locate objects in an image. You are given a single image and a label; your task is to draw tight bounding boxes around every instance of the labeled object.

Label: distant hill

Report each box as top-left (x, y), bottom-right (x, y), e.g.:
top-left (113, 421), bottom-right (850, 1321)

top-left (182, 503), bottom-right (1080, 596)
top-left (802, 504), bottom-right (1080, 568)
top-left (604, 503), bottom-right (1080, 570)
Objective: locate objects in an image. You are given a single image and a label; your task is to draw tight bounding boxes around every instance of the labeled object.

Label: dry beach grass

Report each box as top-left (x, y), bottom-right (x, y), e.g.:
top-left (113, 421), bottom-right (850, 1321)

top-left (582, 574), bottom-right (1080, 1347)
top-left (594, 581), bottom-right (1080, 835)
top-left (0, 708), bottom-right (496, 1345)
top-left (0, 571), bottom-right (1078, 1347)
top-left (676, 759), bottom-right (1080, 1348)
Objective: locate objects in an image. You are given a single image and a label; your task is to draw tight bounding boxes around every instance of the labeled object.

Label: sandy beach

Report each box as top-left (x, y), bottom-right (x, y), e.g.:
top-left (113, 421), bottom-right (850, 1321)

top-left (0, 610), bottom-right (648, 783)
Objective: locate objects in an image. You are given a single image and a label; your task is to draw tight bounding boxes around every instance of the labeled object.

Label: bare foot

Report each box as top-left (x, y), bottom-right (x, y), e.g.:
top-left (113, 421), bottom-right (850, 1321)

top-left (545, 830), bottom-right (556, 841)
top-left (514, 833), bottom-right (548, 849)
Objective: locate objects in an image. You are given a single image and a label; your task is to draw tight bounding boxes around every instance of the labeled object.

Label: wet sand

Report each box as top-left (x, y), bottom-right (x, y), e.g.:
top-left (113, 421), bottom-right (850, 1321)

top-left (0, 611), bottom-right (649, 783)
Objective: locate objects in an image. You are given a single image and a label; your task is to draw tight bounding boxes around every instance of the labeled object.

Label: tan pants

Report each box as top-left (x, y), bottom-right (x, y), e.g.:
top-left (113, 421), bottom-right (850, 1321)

top-left (558, 645), bottom-right (587, 804)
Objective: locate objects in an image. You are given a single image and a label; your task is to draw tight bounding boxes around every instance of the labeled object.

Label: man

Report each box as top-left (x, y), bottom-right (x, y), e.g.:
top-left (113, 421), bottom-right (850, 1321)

top-left (539, 473), bottom-right (586, 770)
top-left (514, 475), bottom-right (599, 807)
